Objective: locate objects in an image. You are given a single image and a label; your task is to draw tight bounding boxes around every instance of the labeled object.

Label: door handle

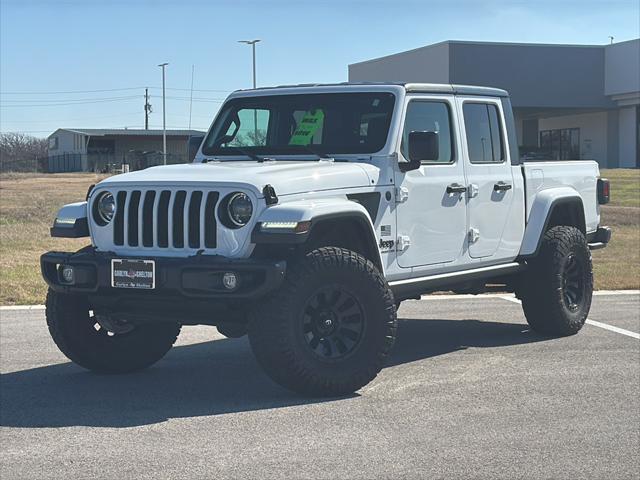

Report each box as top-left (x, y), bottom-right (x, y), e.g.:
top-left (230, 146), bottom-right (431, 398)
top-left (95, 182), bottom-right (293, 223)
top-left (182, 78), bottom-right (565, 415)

top-left (446, 183), bottom-right (467, 194)
top-left (493, 181), bottom-right (512, 192)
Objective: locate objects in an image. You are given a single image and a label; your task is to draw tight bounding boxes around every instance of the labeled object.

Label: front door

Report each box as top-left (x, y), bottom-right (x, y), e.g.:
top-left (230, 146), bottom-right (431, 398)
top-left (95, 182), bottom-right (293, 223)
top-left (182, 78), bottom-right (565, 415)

top-left (395, 97), bottom-right (467, 268)
top-left (457, 98), bottom-right (516, 259)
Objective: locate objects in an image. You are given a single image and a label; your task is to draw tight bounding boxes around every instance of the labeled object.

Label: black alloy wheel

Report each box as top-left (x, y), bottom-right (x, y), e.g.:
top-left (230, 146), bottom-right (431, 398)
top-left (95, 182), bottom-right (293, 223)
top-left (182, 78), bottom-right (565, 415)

top-left (563, 254), bottom-right (585, 312)
top-left (302, 285), bottom-right (365, 360)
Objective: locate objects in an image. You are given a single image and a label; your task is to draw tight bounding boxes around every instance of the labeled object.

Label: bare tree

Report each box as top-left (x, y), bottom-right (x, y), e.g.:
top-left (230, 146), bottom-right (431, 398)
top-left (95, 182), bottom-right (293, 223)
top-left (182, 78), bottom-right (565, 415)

top-left (0, 132), bottom-right (48, 172)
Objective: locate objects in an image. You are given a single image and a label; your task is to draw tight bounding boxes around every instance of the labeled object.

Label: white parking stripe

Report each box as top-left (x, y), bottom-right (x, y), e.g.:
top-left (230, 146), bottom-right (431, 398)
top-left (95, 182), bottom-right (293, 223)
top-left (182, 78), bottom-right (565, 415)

top-left (499, 295), bottom-right (640, 340)
top-left (593, 290), bottom-right (640, 296)
top-left (0, 305), bottom-right (45, 311)
top-left (584, 319), bottom-right (640, 340)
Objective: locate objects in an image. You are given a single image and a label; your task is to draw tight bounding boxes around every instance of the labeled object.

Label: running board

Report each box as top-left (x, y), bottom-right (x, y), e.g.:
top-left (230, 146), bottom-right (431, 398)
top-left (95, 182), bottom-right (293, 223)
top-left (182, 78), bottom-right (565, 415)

top-left (389, 262), bottom-right (524, 300)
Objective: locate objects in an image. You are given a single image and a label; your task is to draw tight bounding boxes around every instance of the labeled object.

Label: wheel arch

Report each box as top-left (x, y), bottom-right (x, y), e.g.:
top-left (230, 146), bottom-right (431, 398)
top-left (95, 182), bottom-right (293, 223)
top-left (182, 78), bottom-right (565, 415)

top-left (251, 198), bottom-right (384, 273)
top-left (519, 188), bottom-right (586, 258)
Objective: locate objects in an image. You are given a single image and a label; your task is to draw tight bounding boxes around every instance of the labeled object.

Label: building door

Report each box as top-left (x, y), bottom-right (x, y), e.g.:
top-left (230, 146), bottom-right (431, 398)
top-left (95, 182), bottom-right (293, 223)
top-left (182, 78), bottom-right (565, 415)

top-left (395, 97), bottom-right (467, 268)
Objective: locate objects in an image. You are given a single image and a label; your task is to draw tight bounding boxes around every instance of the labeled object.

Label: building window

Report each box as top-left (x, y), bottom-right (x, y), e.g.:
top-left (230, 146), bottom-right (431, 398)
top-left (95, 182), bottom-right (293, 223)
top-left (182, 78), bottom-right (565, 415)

top-left (463, 103), bottom-right (504, 163)
top-left (540, 128), bottom-right (580, 160)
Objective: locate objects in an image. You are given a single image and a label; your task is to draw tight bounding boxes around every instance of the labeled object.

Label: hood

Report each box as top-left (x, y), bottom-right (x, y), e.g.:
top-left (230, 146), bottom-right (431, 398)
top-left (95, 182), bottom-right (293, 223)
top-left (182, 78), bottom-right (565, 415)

top-left (97, 160), bottom-right (378, 197)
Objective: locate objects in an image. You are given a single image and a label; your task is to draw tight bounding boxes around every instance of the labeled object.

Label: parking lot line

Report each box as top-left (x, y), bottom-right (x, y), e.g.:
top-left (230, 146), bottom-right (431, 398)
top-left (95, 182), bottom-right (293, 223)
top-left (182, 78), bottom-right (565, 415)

top-left (498, 295), bottom-right (640, 340)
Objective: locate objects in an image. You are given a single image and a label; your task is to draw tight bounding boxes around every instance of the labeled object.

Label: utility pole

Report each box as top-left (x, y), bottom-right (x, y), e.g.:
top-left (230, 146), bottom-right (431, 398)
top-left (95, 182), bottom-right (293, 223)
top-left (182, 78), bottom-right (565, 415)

top-left (144, 88), bottom-right (152, 130)
top-left (238, 39), bottom-right (261, 143)
top-left (158, 63), bottom-right (169, 164)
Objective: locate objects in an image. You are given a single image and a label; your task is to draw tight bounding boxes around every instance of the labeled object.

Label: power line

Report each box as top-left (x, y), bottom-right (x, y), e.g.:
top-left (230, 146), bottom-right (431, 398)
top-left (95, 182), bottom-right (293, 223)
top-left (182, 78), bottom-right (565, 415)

top-left (1, 87), bottom-right (145, 95)
top-left (1, 86), bottom-right (232, 95)
top-left (0, 96), bottom-right (140, 107)
top-left (1, 95), bottom-right (143, 104)
top-left (1, 111), bottom-right (141, 123)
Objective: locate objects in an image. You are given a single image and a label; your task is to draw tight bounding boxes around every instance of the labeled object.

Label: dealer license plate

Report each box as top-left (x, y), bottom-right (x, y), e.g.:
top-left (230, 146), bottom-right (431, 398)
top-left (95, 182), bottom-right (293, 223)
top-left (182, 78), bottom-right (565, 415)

top-left (111, 259), bottom-right (155, 290)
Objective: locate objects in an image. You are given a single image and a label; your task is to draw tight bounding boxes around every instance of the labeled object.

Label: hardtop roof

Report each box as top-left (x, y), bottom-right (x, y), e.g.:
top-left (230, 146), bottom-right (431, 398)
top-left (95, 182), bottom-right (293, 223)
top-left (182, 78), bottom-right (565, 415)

top-left (232, 82), bottom-right (509, 98)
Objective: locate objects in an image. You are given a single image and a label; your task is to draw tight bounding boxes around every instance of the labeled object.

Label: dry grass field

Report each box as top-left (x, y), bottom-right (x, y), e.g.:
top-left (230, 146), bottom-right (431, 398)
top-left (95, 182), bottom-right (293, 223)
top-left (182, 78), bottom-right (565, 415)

top-left (0, 173), bottom-right (107, 305)
top-left (0, 169), bottom-right (638, 305)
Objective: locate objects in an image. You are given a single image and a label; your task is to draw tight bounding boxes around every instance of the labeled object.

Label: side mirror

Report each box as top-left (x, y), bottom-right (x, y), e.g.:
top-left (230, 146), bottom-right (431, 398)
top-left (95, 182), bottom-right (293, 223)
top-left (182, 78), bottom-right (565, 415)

top-left (400, 131), bottom-right (439, 172)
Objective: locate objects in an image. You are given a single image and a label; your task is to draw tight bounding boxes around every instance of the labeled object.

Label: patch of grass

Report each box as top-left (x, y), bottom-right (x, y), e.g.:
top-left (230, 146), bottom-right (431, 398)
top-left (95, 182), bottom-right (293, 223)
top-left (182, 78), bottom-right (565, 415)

top-left (600, 168), bottom-right (640, 208)
top-left (0, 173), bottom-right (107, 305)
top-left (0, 170), bottom-right (637, 305)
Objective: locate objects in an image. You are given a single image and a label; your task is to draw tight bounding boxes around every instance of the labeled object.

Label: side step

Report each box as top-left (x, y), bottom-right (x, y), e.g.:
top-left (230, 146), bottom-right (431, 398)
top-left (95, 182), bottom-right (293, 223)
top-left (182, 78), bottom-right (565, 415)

top-left (389, 262), bottom-right (524, 301)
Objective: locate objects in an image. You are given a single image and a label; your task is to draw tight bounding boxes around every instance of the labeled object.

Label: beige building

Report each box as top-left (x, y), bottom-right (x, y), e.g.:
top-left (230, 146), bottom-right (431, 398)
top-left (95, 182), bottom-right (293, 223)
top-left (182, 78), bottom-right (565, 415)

top-left (47, 128), bottom-right (205, 172)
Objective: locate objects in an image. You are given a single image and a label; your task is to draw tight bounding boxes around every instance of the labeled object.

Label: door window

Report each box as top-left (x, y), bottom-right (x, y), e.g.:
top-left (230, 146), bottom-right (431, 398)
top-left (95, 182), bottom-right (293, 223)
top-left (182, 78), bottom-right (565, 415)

top-left (401, 101), bottom-right (454, 163)
top-left (463, 103), bottom-right (504, 163)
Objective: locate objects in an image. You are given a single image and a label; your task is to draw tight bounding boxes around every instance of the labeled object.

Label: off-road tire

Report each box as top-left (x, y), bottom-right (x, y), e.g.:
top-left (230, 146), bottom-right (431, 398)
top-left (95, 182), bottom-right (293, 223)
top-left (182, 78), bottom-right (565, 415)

top-left (46, 289), bottom-right (181, 373)
top-left (520, 226), bottom-right (593, 336)
top-left (248, 247), bottom-right (397, 396)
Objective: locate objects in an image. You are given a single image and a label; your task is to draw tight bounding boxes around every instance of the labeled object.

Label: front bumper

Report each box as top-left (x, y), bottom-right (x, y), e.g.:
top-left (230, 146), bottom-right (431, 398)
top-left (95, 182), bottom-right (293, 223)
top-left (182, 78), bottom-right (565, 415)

top-left (41, 248), bottom-right (286, 300)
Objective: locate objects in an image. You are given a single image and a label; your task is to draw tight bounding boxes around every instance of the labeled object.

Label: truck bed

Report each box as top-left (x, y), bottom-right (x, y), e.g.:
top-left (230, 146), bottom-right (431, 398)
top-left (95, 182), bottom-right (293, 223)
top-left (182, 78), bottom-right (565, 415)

top-left (522, 161), bottom-right (601, 234)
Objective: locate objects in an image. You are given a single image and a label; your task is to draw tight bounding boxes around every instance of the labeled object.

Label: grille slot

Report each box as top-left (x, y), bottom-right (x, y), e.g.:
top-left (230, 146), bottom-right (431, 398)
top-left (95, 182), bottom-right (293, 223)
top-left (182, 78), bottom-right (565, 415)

top-left (114, 191), bottom-right (127, 246)
top-left (108, 188), bottom-right (218, 250)
top-left (128, 191), bottom-right (141, 246)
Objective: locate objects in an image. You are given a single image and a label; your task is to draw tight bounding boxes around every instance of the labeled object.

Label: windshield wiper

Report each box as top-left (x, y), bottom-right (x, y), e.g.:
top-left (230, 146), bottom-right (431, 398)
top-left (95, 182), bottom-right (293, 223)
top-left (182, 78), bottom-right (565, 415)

top-left (294, 145), bottom-right (334, 160)
top-left (225, 146), bottom-right (264, 162)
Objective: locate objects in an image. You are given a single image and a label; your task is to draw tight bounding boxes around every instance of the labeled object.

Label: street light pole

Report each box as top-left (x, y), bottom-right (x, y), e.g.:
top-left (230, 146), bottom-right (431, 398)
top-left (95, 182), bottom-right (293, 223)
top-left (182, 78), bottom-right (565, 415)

top-left (158, 62), bottom-right (169, 165)
top-left (238, 39), bottom-right (260, 88)
top-left (238, 40), bottom-right (261, 143)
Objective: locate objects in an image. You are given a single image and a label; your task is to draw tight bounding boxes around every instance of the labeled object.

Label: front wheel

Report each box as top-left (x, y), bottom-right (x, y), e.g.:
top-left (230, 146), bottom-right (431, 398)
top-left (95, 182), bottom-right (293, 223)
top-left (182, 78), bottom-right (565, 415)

top-left (519, 226), bottom-right (593, 337)
top-left (248, 247), bottom-right (397, 397)
top-left (46, 289), bottom-right (181, 373)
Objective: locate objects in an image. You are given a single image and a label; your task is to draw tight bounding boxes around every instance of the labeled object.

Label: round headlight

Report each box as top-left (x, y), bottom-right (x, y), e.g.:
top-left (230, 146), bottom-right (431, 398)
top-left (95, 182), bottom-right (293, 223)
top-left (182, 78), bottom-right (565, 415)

top-left (227, 192), bottom-right (253, 227)
top-left (96, 191), bottom-right (116, 224)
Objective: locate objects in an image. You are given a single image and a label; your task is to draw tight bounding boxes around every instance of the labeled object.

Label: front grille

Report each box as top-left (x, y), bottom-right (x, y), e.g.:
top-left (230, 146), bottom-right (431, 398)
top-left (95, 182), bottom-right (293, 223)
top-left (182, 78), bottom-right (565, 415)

top-left (111, 189), bottom-right (219, 249)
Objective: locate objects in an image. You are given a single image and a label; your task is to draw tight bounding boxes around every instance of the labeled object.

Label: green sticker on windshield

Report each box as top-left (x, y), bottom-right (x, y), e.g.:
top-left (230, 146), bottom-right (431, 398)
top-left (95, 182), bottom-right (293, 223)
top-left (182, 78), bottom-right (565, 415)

top-left (288, 110), bottom-right (324, 145)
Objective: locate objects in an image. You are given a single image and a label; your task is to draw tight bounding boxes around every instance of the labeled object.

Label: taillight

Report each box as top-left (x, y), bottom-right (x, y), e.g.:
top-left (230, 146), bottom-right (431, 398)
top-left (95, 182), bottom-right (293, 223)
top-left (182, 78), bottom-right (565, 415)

top-left (597, 178), bottom-right (610, 204)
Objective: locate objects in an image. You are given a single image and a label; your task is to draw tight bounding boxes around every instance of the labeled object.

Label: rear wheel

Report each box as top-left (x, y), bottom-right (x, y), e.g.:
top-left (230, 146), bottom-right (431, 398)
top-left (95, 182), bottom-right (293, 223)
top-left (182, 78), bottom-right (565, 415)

top-left (46, 289), bottom-right (181, 373)
top-left (248, 247), bottom-right (397, 396)
top-left (519, 226), bottom-right (593, 336)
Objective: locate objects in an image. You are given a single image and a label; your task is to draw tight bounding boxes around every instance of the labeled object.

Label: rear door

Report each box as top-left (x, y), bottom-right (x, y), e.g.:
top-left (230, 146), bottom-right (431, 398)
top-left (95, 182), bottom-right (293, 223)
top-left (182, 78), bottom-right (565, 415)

top-left (457, 98), bottom-right (516, 260)
top-left (395, 96), bottom-right (467, 268)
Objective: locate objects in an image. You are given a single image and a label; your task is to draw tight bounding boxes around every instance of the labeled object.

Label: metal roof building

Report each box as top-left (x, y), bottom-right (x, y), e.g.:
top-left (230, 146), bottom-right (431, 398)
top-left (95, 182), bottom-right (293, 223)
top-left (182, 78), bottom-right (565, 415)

top-left (47, 128), bottom-right (206, 173)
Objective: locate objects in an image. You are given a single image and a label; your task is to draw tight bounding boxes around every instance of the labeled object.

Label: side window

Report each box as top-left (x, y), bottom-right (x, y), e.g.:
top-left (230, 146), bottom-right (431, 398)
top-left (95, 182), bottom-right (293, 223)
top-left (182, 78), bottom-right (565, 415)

top-left (463, 103), bottom-right (504, 163)
top-left (226, 108), bottom-right (270, 147)
top-left (401, 101), bottom-right (453, 163)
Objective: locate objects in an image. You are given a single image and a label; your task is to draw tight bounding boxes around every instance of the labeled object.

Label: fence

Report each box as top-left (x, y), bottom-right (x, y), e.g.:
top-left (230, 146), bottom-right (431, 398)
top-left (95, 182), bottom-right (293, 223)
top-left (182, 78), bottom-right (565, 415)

top-left (45, 153), bottom-right (189, 174)
top-left (0, 156), bottom-right (48, 173)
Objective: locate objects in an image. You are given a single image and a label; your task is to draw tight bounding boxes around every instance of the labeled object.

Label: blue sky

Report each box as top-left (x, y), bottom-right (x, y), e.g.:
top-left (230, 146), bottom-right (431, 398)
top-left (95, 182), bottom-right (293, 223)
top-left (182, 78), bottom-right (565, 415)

top-left (1, 0), bottom-right (638, 137)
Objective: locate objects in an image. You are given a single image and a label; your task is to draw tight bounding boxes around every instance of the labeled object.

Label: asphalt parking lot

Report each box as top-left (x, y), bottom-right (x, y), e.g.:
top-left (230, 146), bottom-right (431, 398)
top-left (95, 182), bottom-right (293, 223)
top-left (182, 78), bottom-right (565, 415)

top-left (1, 292), bottom-right (638, 480)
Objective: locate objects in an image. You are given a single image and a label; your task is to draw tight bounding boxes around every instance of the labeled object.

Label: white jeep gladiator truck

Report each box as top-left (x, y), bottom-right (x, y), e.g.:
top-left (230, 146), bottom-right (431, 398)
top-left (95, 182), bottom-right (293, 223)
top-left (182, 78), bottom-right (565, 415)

top-left (42, 83), bottom-right (612, 396)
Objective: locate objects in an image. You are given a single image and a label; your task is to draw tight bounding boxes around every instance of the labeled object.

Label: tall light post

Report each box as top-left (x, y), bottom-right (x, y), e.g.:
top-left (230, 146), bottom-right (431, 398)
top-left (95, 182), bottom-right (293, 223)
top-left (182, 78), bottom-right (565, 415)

top-left (238, 39), bottom-right (260, 88)
top-left (238, 40), bottom-right (261, 143)
top-left (158, 62), bottom-right (169, 164)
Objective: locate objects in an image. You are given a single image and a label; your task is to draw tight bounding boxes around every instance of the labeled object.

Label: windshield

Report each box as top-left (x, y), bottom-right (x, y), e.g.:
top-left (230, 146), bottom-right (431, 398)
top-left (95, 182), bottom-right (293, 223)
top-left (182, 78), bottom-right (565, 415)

top-left (201, 92), bottom-right (396, 157)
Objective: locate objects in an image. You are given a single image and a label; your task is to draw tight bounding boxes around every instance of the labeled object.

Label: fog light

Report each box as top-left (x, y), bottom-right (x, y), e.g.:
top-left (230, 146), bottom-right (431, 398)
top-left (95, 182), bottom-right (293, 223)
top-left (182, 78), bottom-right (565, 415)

top-left (222, 272), bottom-right (238, 290)
top-left (60, 265), bottom-right (75, 284)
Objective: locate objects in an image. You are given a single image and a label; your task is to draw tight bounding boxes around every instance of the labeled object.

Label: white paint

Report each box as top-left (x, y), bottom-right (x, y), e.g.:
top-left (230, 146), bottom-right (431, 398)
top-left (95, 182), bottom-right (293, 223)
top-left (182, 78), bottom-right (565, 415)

top-left (0, 305), bottom-right (45, 311)
top-left (498, 294), bottom-right (639, 340)
top-left (46, 84), bottom-right (605, 287)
